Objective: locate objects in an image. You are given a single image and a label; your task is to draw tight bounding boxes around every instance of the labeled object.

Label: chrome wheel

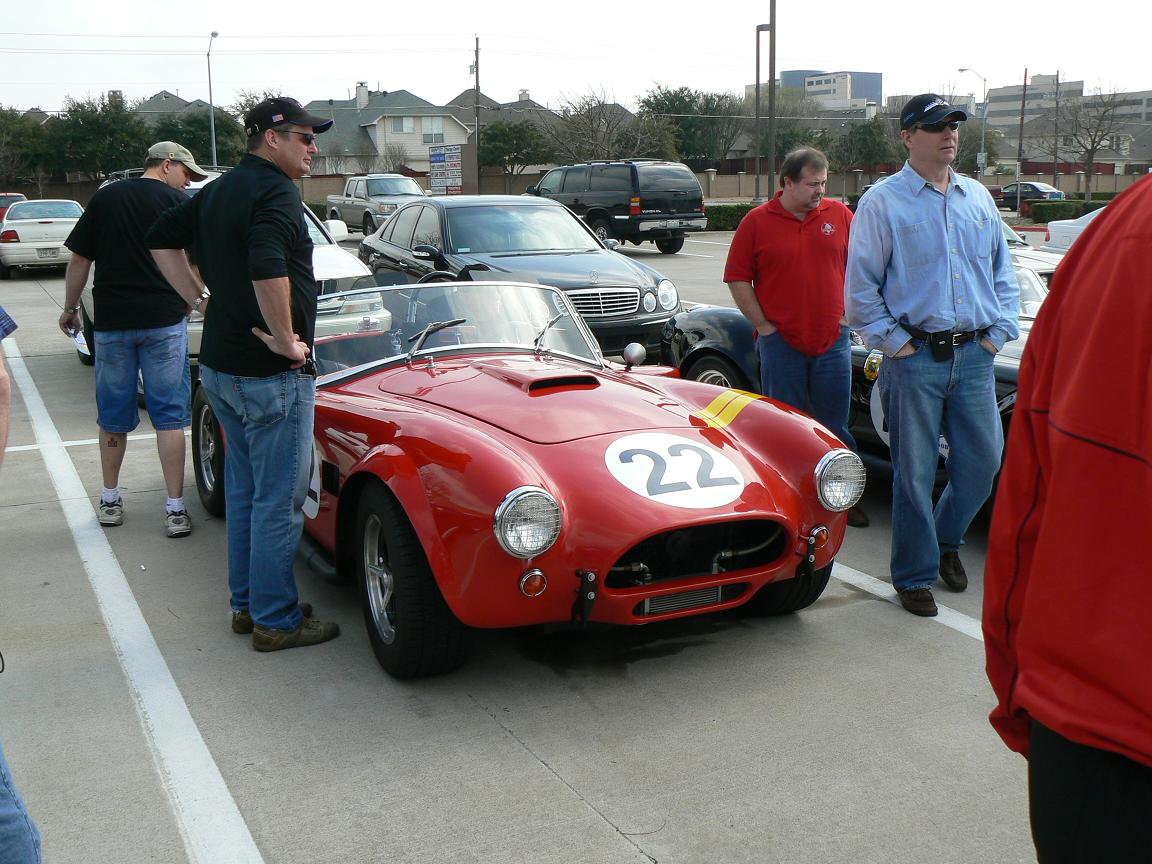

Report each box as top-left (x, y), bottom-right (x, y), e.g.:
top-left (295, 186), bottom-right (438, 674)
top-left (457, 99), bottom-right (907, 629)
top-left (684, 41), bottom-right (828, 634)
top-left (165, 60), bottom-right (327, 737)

top-left (196, 403), bottom-right (218, 495)
top-left (362, 513), bottom-right (396, 644)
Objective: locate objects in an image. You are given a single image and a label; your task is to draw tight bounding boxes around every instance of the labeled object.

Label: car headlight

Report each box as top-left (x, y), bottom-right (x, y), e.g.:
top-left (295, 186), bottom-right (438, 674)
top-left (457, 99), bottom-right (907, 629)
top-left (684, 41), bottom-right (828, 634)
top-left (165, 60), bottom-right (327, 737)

top-left (377, 203), bottom-right (396, 215)
top-left (657, 279), bottom-right (679, 311)
top-left (814, 450), bottom-right (866, 512)
top-left (642, 292), bottom-right (657, 312)
top-left (494, 486), bottom-right (561, 558)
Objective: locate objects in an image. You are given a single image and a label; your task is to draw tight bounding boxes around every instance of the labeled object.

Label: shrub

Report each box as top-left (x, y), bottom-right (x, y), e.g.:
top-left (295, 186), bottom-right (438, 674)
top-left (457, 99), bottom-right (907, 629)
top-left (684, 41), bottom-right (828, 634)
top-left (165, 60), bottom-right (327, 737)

top-left (704, 203), bottom-right (758, 231)
top-left (1029, 200), bottom-right (1108, 222)
top-left (306, 202), bottom-right (327, 222)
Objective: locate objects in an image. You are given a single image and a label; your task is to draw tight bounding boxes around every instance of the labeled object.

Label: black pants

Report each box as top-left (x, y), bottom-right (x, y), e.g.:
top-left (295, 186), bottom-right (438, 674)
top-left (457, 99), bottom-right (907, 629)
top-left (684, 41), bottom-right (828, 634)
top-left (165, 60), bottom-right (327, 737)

top-left (1029, 721), bottom-right (1152, 863)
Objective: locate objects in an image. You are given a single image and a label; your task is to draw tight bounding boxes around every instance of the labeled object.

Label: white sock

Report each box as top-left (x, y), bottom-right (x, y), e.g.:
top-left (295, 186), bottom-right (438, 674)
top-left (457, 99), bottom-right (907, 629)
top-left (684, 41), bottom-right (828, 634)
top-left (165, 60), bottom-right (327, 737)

top-left (102, 487), bottom-right (120, 504)
top-left (166, 496), bottom-right (185, 514)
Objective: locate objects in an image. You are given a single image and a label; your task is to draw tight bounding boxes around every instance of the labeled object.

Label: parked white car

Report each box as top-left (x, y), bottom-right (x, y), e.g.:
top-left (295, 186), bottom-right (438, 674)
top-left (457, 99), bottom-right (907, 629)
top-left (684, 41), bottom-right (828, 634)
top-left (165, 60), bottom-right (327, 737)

top-left (77, 174), bottom-right (371, 366)
top-left (0, 199), bottom-right (83, 279)
top-left (1040, 206), bottom-right (1106, 254)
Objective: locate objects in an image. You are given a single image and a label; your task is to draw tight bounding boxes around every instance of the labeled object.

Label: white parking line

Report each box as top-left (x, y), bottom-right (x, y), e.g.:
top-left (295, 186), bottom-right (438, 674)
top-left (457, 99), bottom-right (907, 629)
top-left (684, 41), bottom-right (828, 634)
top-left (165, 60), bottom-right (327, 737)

top-left (686, 239), bottom-right (733, 247)
top-left (674, 252), bottom-right (714, 258)
top-left (5, 338), bottom-right (265, 864)
top-left (832, 562), bottom-right (984, 642)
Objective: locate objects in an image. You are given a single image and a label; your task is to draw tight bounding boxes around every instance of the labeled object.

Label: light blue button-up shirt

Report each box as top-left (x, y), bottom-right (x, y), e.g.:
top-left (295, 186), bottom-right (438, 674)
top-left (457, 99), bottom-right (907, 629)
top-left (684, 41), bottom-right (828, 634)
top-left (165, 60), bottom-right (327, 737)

top-left (845, 162), bottom-right (1020, 356)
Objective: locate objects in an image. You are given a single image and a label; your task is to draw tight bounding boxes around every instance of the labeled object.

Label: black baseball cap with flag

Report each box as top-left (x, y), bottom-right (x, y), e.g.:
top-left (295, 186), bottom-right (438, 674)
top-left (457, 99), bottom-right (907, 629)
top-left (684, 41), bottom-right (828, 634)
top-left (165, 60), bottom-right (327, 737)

top-left (900, 94), bottom-right (968, 130)
top-left (244, 97), bottom-right (335, 136)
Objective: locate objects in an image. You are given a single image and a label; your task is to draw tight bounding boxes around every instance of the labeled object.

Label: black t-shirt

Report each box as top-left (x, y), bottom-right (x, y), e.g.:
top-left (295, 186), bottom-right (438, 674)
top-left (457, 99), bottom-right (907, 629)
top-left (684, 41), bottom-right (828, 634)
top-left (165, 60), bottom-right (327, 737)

top-left (65, 177), bottom-right (188, 331)
top-left (147, 154), bottom-right (316, 378)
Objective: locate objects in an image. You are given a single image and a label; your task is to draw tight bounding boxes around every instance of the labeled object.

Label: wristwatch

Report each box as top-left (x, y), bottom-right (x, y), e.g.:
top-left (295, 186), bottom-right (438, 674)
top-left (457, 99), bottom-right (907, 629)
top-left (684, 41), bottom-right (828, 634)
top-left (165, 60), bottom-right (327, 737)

top-left (191, 289), bottom-right (211, 313)
top-left (65, 305), bottom-right (80, 313)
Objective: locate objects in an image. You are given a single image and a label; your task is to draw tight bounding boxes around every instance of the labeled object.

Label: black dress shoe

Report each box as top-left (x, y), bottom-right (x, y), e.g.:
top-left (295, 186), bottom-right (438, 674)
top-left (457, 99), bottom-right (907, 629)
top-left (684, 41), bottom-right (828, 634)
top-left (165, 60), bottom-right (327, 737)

top-left (939, 551), bottom-right (968, 592)
top-left (846, 505), bottom-right (870, 528)
top-left (897, 588), bottom-right (938, 617)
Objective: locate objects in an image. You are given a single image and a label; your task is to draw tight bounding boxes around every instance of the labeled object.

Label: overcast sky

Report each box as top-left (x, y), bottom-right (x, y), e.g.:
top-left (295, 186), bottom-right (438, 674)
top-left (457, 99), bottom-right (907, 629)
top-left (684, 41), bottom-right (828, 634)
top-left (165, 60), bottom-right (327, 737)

top-left (2, 0), bottom-right (1148, 116)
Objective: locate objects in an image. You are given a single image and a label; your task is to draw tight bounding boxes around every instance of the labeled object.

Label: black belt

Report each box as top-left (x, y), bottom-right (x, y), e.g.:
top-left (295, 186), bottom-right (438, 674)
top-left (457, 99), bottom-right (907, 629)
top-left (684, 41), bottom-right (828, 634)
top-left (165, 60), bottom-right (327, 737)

top-left (905, 325), bottom-right (981, 346)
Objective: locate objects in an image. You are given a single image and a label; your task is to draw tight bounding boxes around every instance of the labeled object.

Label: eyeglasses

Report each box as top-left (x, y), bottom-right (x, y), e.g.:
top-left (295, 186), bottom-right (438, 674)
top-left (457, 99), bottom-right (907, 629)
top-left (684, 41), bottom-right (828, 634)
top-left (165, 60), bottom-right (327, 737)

top-left (917, 120), bottom-right (960, 133)
top-left (278, 130), bottom-right (318, 145)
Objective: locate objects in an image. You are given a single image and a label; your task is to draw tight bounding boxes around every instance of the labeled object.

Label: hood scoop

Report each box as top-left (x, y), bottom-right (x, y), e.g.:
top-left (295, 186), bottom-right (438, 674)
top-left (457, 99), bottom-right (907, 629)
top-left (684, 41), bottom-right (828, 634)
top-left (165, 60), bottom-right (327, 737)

top-left (473, 360), bottom-right (600, 394)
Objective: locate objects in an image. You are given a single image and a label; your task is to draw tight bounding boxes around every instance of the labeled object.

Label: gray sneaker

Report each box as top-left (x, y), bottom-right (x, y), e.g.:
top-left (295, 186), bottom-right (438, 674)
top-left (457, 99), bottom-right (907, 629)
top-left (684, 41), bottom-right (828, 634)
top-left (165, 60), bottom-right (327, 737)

top-left (252, 618), bottom-right (341, 652)
top-left (165, 510), bottom-right (192, 538)
top-left (98, 497), bottom-right (124, 526)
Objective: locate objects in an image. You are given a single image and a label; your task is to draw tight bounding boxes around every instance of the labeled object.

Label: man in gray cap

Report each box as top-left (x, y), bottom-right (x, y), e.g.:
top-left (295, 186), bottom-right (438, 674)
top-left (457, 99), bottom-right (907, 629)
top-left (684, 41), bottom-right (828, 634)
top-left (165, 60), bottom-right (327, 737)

top-left (846, 94), bottom-right (1019, 617)
top-left (61, 141), bottom-right (211, 538)
top-left (148, 98), bottom-right (342, 651)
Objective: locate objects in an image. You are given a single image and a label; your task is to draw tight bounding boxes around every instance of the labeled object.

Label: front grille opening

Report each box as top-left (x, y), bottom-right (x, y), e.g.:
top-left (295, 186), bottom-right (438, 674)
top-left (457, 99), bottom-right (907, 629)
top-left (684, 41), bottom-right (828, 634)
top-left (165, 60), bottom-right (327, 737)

top-left (568, 288), bottom-right (640, 318)
top-left (607, 520), bottom-right (787, 588)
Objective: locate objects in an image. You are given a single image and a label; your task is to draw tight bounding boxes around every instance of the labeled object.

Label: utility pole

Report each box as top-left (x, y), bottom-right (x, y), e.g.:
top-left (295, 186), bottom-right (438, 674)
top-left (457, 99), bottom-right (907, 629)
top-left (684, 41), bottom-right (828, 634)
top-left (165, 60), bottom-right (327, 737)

top-left (766, 0), bottom-right (777, 197)
top-left (1052, 69), bottom-right (1060, 187)
top-left (1016, 67), bottom-right (1028, 212)
top-left (473, 36), bottom-right (481, 195)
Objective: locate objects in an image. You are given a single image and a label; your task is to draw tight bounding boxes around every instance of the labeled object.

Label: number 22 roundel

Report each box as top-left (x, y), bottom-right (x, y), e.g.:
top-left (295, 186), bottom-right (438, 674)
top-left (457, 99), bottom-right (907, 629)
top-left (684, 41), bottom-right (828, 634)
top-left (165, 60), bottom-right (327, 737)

top-left (604, 432), bottom-right (745, 509)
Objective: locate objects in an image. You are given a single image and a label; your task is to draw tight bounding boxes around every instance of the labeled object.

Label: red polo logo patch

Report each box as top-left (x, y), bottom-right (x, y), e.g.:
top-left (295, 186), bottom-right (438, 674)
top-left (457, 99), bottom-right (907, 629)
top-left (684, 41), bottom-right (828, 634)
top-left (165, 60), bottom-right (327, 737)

top-left (821, 222), bottom-right (835, 235)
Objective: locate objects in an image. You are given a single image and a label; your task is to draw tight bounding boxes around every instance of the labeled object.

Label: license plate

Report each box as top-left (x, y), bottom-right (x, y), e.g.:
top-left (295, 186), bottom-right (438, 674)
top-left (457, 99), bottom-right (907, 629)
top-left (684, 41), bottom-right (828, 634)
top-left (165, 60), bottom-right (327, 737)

top-left (37, 248), bottom-right (59, 259)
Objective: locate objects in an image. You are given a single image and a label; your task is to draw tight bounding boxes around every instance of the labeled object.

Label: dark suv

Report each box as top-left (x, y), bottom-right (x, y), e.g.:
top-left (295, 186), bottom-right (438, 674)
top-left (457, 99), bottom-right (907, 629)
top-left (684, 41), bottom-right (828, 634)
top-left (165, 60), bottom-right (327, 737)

top-left (526, 160), bottom-right (706, 254)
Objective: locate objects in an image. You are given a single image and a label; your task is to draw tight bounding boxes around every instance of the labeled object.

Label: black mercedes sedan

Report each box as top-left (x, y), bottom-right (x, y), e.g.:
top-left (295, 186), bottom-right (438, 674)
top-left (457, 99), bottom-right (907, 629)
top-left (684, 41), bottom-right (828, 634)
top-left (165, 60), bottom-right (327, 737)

top-left (357, 195), bottom-right (680, 355)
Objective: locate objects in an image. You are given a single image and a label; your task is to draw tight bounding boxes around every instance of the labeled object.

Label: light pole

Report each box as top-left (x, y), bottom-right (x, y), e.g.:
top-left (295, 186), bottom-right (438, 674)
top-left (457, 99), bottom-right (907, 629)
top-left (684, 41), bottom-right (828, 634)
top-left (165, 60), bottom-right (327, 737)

top-left (753, 5), bottom-right (775, 201)
top-left (958, 67), bottom-right (987, 177)
top-left (207, 31), bottom-right (219, 168)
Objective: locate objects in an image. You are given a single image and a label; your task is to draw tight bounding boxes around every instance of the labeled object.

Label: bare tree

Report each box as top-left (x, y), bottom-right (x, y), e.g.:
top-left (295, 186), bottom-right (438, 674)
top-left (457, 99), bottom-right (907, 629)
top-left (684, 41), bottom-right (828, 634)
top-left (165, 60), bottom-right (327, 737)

top-left (542, 91), bottom-right (674, 163)
top-left (228, 89), bottom-right (284, 118)
top-left (1059, 89), bottom-right (1124, 200)
top-left (352, 152), bottom-right (381, 174)
top-left (381, 142), bottom-right (410, 172)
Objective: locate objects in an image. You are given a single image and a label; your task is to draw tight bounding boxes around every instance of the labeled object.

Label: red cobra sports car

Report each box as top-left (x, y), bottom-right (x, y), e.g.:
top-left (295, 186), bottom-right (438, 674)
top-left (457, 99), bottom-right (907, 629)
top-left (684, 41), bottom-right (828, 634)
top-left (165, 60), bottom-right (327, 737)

top-left (192, 280), bottom-right (865, 678)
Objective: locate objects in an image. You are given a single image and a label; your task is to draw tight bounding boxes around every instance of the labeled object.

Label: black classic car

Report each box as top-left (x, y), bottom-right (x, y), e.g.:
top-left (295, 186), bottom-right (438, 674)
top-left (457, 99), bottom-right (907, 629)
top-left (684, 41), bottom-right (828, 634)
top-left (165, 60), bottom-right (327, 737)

top-left (660, 264), bottom-right (1048, 462)
top-left (357, 195), bottom-right (680, 355)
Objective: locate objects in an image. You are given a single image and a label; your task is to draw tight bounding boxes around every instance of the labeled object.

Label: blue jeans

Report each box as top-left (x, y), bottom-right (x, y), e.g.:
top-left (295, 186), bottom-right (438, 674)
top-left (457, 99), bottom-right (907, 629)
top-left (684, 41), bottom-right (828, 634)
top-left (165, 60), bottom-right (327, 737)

top-left (0, 738), bottom-right (41, 864)
top-left (199, 365), bottom-right (315, 631)
top-left (757, 326), bottom-right (856, 450)
top-left (94, 322), bottom-right (191, 433)
top-left (879, 340), bottom-right (1002, 591)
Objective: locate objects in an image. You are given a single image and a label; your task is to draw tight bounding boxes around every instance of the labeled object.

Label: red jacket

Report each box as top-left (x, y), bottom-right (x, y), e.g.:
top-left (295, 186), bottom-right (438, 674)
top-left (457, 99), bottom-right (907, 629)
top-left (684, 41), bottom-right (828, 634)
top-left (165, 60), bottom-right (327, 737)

top-left (983, 175), bottom-right (1152, 767)
top-left (723, 193), bottom-right (852, 356)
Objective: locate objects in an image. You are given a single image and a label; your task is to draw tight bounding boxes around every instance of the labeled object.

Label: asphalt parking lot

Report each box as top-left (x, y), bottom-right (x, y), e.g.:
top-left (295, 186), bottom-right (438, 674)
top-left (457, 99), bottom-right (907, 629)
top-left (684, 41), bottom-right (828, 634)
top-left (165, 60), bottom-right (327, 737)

top-left (0, 246), bottom-right (1037, 863)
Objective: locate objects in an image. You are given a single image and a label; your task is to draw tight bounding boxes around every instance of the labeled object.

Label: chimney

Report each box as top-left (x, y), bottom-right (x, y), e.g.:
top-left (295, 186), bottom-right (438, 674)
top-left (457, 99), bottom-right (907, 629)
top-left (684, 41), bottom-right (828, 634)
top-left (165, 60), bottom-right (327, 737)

top-left (356, 82), bottom-right (369, 109)
top-left (518, 89), bottom-right (530, 103)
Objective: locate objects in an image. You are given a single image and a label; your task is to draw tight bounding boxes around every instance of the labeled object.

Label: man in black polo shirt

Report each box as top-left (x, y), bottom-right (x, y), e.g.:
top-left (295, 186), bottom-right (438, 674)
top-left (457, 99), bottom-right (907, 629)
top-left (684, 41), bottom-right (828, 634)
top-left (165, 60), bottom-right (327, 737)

top-left (148, 97), bottom-right (340, 652)
top-left (60, 141), bottom-right (209, 538)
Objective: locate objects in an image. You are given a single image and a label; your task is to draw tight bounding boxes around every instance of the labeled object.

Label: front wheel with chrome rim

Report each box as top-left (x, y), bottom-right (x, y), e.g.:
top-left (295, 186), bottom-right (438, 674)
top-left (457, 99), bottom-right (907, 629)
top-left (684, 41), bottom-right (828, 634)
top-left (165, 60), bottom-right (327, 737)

top-left (355, 482), bottom-right (466, 678)
top-left (191, 386), bottom-right (226, 517)
top-left (685, 354), bottom-right (751, 391)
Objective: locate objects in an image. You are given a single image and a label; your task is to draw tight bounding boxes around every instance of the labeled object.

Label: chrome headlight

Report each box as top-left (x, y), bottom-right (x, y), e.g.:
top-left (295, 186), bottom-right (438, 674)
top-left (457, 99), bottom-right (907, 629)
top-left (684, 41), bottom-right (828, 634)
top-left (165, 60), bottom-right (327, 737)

top-left (814, 450), bottom-right (866, 512)
top-left (642, 292), bottom-right (657, 312)
top-left (494, 486), bottom-right (561, 558)
top-left (377, 202), bottom-right (396, 215)
top-left (657, 279), bottom-right (679, 311)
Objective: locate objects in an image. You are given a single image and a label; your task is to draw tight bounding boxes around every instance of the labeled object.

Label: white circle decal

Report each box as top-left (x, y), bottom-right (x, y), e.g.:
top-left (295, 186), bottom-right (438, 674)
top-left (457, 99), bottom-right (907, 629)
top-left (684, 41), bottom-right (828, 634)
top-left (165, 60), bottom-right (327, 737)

top-left (604, 432), bottom-right (745, 509)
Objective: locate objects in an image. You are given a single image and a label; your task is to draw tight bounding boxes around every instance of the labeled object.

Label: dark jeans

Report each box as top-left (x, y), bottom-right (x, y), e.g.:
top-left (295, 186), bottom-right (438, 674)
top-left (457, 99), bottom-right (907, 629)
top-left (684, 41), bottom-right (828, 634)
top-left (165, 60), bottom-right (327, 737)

top-left (756, 326), bottom-right (856, 450)
top-left (1029, 721), bottom-right (1152, 863)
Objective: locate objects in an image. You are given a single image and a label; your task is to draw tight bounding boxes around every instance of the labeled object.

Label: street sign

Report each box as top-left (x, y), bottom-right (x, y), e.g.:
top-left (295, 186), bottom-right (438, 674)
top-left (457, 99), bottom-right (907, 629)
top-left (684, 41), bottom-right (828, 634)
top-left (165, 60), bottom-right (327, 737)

top-left (976, 151), bottom-right (987, 169)
top-left (429, 144), bottom-right (463, 195)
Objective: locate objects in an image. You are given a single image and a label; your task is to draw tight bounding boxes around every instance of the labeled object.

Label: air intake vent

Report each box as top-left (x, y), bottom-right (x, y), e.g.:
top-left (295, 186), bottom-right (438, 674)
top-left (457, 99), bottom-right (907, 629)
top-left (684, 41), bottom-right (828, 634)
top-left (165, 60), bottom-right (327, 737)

top-left (527, 375), bottom-right (599, 393)
top-left (636, 583), bottom-right (747, 616)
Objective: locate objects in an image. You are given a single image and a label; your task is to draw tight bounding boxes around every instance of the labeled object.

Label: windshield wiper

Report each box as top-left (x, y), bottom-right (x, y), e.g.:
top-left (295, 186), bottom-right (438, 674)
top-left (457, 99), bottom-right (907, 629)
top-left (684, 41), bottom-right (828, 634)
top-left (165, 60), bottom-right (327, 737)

top-left (408, 318), bottom-right (467, 359)
top-left (533, 313), bottom-right (563, 354)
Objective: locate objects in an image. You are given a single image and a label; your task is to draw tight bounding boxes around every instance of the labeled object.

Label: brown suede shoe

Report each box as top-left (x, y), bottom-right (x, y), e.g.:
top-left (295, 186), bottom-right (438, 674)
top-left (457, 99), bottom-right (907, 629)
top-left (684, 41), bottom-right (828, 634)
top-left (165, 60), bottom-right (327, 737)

top-left (232, 603), bottom-right (314, 635)
top-left (939, 551), bottom-right (968, 592)
top-left (897, 588), bottom-right (938, 617)
top-left (252, 617), bottom-right (340, 652)
top-left (846, 505), bottom-right (870, 528)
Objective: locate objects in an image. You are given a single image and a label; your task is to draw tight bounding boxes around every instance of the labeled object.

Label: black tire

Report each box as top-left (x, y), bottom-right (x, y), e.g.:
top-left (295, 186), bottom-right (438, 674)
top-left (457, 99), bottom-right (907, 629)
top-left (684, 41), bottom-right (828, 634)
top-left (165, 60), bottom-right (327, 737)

top-left (588, 217), bottom-right (613, 243)
top-left (0, 258), bottom-right (9, 280)
top-left (355, 482), bottom-right (466, 678)
top-left (78, 305), bottom-right (95, 366)
top-left (191, 386), bottom-right (227, 517)
top-left (362, 214), bottom-right (375, 236)
top-left (656, 236), bottom-right (685, 254)
top-left (744, 562), bottom-right (833, 616)
top-left (685, 354), bottom-right (751, 391)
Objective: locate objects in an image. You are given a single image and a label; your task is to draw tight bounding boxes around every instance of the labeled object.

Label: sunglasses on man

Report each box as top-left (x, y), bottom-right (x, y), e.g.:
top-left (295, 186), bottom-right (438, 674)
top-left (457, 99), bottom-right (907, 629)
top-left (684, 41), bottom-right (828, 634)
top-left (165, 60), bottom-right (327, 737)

top-left (916, 120), bottom-right (960, 133)
top-left (279, 130), bottom-right (318, 145)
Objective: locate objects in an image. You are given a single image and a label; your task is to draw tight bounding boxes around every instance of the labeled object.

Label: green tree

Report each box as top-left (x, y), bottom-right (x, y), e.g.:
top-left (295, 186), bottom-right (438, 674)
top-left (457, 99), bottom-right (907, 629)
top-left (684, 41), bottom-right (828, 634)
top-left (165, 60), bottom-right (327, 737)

top-left (637, 86), bottom-right (745, 166)
top-left (478, 121), bottom-right (554, 192)
top-left (0, 107), bottom-right (38, 184)
top-left (154, 108), bottom-right (245, 167)
top-left (228, 89), bottom-right (283, 118)
top-left (52, 94), bottom-right (152, 177)
top-left (828, 117), bottom-right (894, 172)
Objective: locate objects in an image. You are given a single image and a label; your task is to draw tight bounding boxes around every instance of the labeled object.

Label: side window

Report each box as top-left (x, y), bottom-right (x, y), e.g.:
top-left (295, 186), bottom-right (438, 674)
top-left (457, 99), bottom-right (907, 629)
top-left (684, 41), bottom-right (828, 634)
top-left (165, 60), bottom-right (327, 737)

top-left (589, 164), bottom-right (631, 192)
top-left (386, 205), bottom-right (422, 249)
top-left (412, 206), bottom-right (443, 249)
top-left (561, 167), bottom-right (588, 193)
top-left (537, 169), bottom-right (563, 195)
top-left (352, 180), bottom-right (365, 199)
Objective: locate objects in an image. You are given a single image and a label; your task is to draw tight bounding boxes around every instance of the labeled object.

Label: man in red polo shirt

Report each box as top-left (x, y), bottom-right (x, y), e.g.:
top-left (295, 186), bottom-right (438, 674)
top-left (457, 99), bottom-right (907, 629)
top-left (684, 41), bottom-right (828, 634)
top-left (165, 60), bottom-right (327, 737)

top-left (724, 146), bottom-right (867, 526)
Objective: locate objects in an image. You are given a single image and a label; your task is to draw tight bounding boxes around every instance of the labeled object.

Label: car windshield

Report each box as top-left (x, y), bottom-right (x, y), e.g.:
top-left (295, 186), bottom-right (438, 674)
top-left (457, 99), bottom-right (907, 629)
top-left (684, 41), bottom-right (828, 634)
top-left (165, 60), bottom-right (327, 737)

top-left (366, 177), bottom-right (423, 197)
top-left (1001, 221), bottom-right (1028, 246)
top-left (446, 205), bottom-right (598, 254)
top-left (311, 281), bottom-right (601, 377)
top-left (1015, 265), bottom-right (1048, 317)
top-left (6, 200), bottom-right (82, 219)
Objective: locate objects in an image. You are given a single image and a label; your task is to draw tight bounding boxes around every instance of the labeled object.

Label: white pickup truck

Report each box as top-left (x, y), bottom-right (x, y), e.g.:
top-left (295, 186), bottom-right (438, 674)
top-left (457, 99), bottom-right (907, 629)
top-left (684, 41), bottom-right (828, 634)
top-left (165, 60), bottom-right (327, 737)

top-left (325, 174), bottom-right (426, 236)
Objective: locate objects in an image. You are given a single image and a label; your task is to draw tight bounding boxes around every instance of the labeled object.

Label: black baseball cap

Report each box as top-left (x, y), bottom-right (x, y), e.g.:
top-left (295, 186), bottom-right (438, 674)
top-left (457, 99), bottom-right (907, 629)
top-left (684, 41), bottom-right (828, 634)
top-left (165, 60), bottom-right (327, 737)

top-left (244, 97), bottom-right (335, 137)
top-left (900, 94), bottom-right (968, 130)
